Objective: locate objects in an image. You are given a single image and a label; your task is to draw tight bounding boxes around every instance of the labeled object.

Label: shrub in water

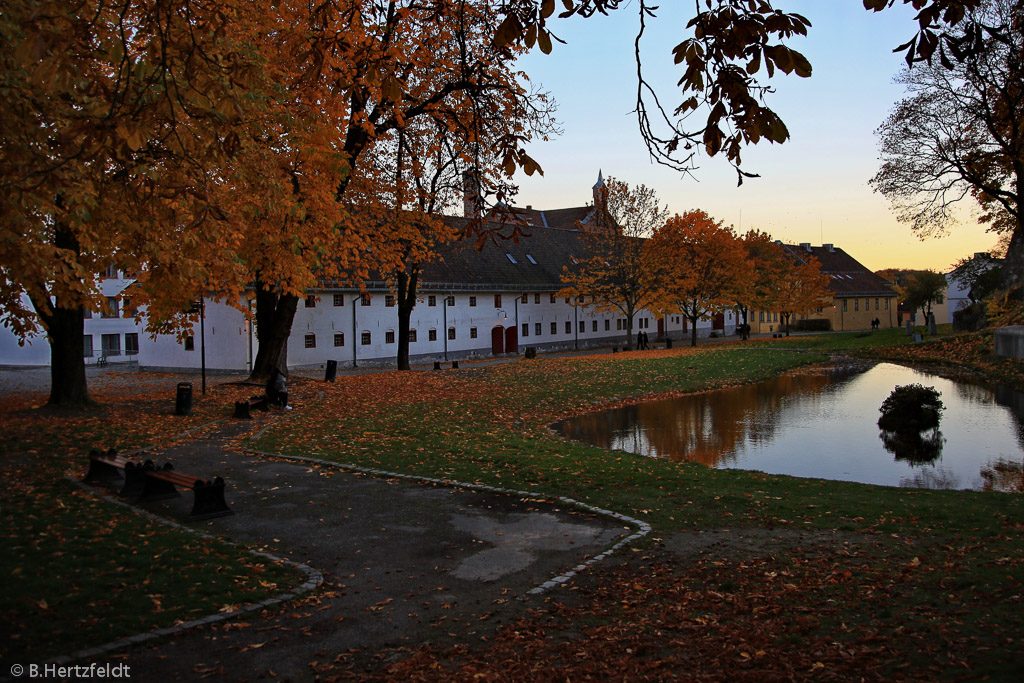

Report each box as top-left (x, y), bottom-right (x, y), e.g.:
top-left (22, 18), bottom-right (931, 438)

top-left (878, 384), bottom-right (944, 432)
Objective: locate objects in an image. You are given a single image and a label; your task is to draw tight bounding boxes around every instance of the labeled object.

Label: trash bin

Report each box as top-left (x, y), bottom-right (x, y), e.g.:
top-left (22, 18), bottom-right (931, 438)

top-left (175, 382), bottom-right (193, 416)
top-left (325, 359), bottom-right (338, 382)
top-left (665, 337), bottom-right (673, 349)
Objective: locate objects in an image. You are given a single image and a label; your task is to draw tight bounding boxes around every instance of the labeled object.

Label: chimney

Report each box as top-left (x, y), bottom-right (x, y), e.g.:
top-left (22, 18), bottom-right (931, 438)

top-left (463, 170), bottom-right (481, 219)
top-left (823, 243), bottom-right (834, 252)
top-left (800, 242), bottom-right (812, 252)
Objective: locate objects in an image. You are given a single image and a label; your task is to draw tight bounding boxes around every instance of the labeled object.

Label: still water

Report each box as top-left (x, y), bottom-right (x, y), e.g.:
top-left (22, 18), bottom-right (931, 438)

top-left (553, 363), bottom-right (1024, 491)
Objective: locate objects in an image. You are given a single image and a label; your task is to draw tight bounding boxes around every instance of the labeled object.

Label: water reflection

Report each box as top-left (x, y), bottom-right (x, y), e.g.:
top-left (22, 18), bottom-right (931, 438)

top-left (553, 363), bottom-right (1024, 491)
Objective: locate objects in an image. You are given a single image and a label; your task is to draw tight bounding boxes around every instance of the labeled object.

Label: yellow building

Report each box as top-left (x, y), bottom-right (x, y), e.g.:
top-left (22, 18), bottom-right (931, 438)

top-left (749, 243), bottom-right (899, 333)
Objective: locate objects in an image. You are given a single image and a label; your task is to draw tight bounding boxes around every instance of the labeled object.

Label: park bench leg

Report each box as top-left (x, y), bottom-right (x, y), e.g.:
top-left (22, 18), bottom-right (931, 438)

top-left (233, 401), bottom-right (252, 419)
top-left (121, 460), bottom-right (150, 498)
top-left (138, 464), bottom-right (181, 502)
top-left (188, 478), bottom-right (233, 520)
top-left (84, 448), bottom-right (122, 483)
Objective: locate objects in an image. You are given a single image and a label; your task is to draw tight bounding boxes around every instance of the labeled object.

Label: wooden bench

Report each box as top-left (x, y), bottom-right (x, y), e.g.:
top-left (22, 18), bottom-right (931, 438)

top-left (84, 448), bottom-right (148, 497)
top-left (139, 462), bottom-right (233, 521)
top-left (233, 394), bottom-right (268, 419)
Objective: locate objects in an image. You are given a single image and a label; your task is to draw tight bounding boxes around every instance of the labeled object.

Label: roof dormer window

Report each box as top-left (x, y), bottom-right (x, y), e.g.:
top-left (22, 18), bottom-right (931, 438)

top-left (526, 254), bottom-right (537, 264)
top-left (506, 253), bottom-right (517, 264)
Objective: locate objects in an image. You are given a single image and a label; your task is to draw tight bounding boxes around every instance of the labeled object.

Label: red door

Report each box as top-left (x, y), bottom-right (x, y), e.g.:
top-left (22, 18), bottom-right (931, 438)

top-left (713, 313), bottom-right (725, 330)
top-left (491, 326), bottom-right (505, 355)
top-left (504, 326), bottom-right (518, 354)
top-left (657, 318), bottom-right (665, 337)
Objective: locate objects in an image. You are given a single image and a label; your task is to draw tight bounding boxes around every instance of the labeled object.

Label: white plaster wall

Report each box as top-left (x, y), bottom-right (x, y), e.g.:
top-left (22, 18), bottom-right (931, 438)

top-left (137, 300), bottom-right (250, 372)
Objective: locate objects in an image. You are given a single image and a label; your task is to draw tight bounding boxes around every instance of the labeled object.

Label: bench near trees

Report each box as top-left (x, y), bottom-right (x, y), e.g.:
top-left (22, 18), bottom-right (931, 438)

top-left (84, 448), bottom-right (233, 521)
top-left (233, 394), bottom-right (268, 419)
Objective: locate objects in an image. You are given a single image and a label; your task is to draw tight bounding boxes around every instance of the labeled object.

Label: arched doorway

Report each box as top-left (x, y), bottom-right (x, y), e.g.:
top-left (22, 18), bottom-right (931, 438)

top-left (504, 326), bottom-right (518, 354)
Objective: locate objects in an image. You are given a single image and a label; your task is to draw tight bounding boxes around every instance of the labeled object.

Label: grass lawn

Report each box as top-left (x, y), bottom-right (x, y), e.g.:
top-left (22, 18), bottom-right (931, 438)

top-left (0, 379), bottom-right (305, 664)
top-left (254, 333), bottom-right (1024, 680)
top-left (3, 330), bottom-right (1022, 679)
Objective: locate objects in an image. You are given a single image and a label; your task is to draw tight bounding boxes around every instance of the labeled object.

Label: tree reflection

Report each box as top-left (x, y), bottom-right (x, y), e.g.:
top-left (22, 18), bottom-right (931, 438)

top-left (979, 458), bottom-right (1024, 493)
top-left (899, 467), bottom-right (960, 490)
top-left (556, 366), bottom-right (859, 467)
top-left (879, 427), bottom-right (945, 465)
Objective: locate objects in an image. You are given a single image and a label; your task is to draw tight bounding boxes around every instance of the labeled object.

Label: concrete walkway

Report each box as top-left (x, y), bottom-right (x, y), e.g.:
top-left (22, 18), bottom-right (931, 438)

top-left (97, 419), bottom-right (629, 681)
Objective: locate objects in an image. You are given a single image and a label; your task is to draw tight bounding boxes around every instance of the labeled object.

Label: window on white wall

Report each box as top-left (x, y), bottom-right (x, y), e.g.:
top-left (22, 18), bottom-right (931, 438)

top-left (385, 330), bottom-right (395, 344)
top-left (409, 329), bottom-right (417, 343)
top-left (83, 335), bottom-right (93, 357)
top-left (551, 322), bottom-right (557, 334)
top-left (334, 294), bottom-right (344, 306)
top-left (305, 334), bottom-right (316, 348)
top-left (429, 329), bottom-right (437, 341)
top-left (535, 322), bottom-right (542, 336)
top-left (305, 295), bottom-right (316, 308)
top-left (361, 331), bottom-right (371, 345)
top-left (334, 333), bottom-right (345, 347)
top-left (470, 327), bottom-right (477, 339)
top-left (448, 327), bottom-right (456, 340)
top-left (102, 334), bottom-right (120, 356)
top-left (125, 333), bottom-right (139, 355)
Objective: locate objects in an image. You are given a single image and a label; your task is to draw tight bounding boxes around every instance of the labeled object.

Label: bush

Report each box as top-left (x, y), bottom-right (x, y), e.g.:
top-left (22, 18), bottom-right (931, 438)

top-left (878, 384), bottom-right (944, 432)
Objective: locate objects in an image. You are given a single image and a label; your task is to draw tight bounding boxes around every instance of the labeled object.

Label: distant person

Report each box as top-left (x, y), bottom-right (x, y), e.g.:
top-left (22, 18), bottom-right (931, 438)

top-left (266, 368), bottom-right (291, 410)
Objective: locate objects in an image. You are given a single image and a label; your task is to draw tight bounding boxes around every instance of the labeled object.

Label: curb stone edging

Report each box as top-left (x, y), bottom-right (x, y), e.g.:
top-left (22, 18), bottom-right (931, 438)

top-left (243, 449), bottom-right (652, 596)
top-left (56, 477), bottom-right (323, 666)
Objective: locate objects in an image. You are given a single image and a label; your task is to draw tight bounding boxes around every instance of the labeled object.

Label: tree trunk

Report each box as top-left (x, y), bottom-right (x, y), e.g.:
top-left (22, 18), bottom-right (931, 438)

top-left (28, 221), bottom-right (89, 406)
top-left (249, 284), bottom-right (298, 381)
top-left (1002, 223), bottom-right (1023, 292)
top-left (396, 266), bottom-right (419, 371)
top-left (689, 308), bottom-right (699, 347)
top-left (625, 307), bottom-right (635, 350)
top-left (784, 313), bottom-right (791, 336)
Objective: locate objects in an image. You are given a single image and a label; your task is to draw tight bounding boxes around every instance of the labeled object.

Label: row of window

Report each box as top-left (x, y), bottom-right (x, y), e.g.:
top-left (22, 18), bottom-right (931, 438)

top-left (83, 333), bottom-right (139, 357)
top-left (82, 297), bottom-right (137, 319)
top-left (302, 293), bottom-right (591, 309)
top-left (842, 297), bottom-right (892, 313)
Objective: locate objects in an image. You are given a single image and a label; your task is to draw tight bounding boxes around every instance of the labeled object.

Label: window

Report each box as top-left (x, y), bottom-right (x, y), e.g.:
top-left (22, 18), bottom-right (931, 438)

top-left (521, 323), bottom-right (529, 337)
top-left (470, 327), bottom-right (478, 339)
top-left (551, 322), bottom-right (557, 335)
top-left (334, 294), bottom-right (345, 307)
top-left (429, 329), bottom-right (437, 342)
top-left (103, 264), bottom-right (118, 279)
top-left (409, 329), bottom-right (417, 343)
top-left (506, 253), bottom-right (517, 264)
top-left (854, 299), bottom-right (859, 311)
top-left (448, 327), bottom-right (456, 340)
top-left (535, 322), bottom-right (542, 336)
top-left (534, 293), bottom-right (541, 304)
top-left (759, 311), bottom-right (765, 322)
top-left (605, 319), bottom-right (610, 331)
top-left (83, 335), bottom-right (93, 357)
top-left (885, 299), bottom-right (890, 310)
top-left (361, 331), bottom-right (371, 345)
top-left (550, 294), bottom-right (556, 304)
top-left (334, 333), bottom-right (345, 347)
top-left (843, 299), bottom-right (848, 312)
top-left (125, 333), bottom-right (139, 355)
top-left (121, 298), bottom-right (135, 318)
top-left (304, 334), bottom-right (316, 348)
top-left (428, 295), bottom-right (437, 307)
top-left (565, 321), bottom-right (571, 334)
top-left (527, 254), bottom-right (537, 265)
top-left (361, 294), bottom-right (371, 306)
top-left (592, 320), bottom-right (598, 332)
top-left (578, 321), bottom-right (585, 333)
top-left (521, 293), bottom-right (528, 304)
top-left (184, 335), bottom-right (195, 351)
top-left (447, 296), bottom-right (455, 307)
top-left (494, 294), bottom-right (502, 308)
top-left (83, 308), bottom-right (92, 319)
top-left (305, 295), bottom-right (316, 308)
top-left (565, 297), bottom-right (570, 304)
top-left (102, 334), bottom-right (120, 356)
top-left (102, 297), bottom-right (119, 318)
top-left (617, 319), bottom-right (623, 330)
top-left (385, 330), bottom-right (395, 344)
top-left (385, 295), bottom-right (395, 307)
top-left (469, 296), bottom-right (477, 307)
top-left (875, 298), bottom-right (880, 310)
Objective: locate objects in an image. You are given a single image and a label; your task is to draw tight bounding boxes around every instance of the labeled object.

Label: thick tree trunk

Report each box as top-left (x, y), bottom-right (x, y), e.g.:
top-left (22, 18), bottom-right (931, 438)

top-left (690, 315), bottom-right (699, 347)
top-left (249, 285), bottom-right (298, 381)
top-left (46, 301), bottom-right (89, 406)
top-left (396, 266), bottom-right (419, 371)
top-left (29, 222), bottom-right (89, 406)
top-left (1002, 224), bottom-right (1023, 292)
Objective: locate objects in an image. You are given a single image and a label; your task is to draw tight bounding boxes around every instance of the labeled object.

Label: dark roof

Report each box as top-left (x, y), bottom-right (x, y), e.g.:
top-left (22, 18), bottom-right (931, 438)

top-left (418, 219), bottom-right (587, 291)
top-left (781, 243), bottom-right (897, 298)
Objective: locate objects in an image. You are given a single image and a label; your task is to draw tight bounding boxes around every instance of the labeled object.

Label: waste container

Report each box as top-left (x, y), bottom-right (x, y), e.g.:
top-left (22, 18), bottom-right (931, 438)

top-left (665, 337), bottom-right (673, 349)
top-left (175, 382), bottom-right (193, 416)
top-left (325, 359), bottom-right (338, 382)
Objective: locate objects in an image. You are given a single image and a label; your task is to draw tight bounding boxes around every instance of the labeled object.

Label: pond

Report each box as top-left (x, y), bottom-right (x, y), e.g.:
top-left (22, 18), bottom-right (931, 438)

top-left (552, 362), bottom-right (1024, 491)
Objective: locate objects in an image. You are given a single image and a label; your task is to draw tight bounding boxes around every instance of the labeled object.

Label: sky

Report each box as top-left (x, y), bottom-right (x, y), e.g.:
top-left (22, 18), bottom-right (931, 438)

top-left (509, 0), bottom-right (999, 273)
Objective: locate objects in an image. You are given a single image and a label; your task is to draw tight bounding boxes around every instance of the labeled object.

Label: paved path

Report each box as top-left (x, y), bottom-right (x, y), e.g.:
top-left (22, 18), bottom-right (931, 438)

top-left (106, 420), bottom-right (629, 681)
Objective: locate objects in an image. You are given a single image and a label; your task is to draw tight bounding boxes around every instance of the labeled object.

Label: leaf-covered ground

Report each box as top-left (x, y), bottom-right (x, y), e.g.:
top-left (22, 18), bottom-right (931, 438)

top-left (249, 334), bottom-right (1024, 681)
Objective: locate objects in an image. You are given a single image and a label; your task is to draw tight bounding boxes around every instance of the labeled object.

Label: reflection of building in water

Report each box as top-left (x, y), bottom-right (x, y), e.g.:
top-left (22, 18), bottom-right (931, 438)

top-left (979, 458), bottom-right (1024, 493)
top-left (558, 365), bottom-right (864, 467)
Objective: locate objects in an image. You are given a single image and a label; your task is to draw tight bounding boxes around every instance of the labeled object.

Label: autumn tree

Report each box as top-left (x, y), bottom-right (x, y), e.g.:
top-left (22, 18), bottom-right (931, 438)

top-left (0, 0), bottom-right (269, 405)
top-left (649, 210), bottom-right (747, 347)
top-left (560, 178), bottom-right (668, 350)
top-left (740, 230), bottom-right (789, 329)
top-left (242, 0), bottom-right (551, 379)
top-left (772, 257), bottom-right (833, 336)
top-left (904, 270), bottom-right (949, 322)
top-left (871, 0), bottom-right (1023, 291)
